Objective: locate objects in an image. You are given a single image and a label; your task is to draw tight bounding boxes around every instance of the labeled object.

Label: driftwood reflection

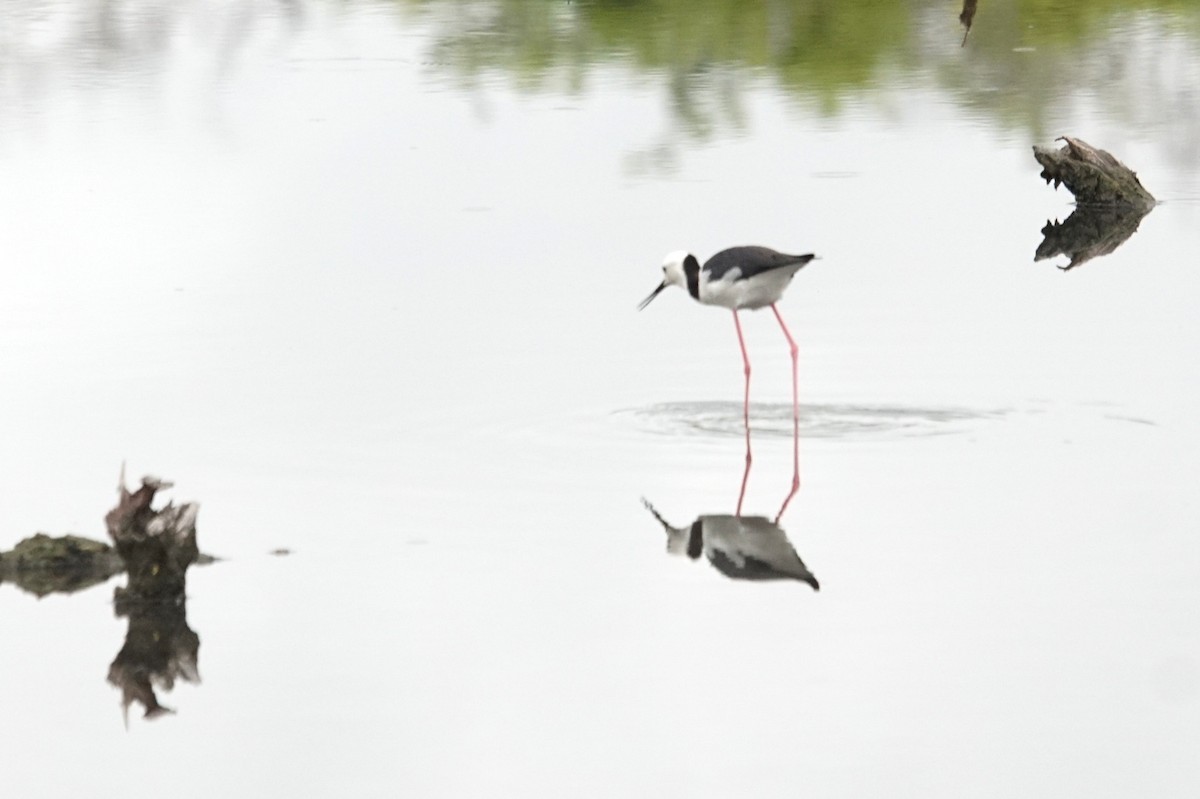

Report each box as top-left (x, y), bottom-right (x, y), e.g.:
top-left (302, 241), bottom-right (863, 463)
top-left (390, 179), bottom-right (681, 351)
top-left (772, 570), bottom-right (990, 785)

top-left (960, 0), bottom-right (978, 46)
top-left (108, 593), bottom-right (200, 722)
top-left (1035, 204), bottom-right (1151, 270)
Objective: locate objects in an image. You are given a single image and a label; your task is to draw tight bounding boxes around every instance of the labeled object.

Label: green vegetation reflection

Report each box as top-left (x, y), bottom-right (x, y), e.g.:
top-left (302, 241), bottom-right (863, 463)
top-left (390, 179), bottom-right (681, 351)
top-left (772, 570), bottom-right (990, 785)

top-left (400, 0), bottom-right (1200, 139)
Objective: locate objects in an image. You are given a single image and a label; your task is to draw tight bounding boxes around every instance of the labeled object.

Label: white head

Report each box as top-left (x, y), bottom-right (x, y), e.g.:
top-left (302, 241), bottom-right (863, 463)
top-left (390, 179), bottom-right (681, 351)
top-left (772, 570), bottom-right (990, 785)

top-left (642, 498), bottom-right (704, 559)
top-left (637, 250), bottom-right (696, 310)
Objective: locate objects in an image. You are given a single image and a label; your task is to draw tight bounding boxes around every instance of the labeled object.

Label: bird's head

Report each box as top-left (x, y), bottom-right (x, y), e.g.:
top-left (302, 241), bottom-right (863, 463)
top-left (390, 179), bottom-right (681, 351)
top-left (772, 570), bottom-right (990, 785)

top-left (637, 250), bottom-right (694, 310)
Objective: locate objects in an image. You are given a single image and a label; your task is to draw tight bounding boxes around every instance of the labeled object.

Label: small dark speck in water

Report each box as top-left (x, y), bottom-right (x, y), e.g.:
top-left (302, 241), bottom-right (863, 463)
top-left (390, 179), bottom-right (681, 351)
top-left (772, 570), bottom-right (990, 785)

top-left (269, 548), bottom-right (293, 556)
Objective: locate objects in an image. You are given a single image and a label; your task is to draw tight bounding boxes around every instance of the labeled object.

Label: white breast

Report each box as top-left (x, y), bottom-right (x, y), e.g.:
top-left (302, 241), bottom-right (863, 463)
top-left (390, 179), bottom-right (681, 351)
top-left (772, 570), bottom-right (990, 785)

top-left (699, 267), bottom-right (797, 310)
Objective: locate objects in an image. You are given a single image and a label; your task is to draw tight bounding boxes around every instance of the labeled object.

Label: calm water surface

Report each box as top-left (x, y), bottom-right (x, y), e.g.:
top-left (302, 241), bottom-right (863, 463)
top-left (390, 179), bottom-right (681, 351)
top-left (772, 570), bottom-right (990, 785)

top-left (1, 1), bottom-right (1199, 796)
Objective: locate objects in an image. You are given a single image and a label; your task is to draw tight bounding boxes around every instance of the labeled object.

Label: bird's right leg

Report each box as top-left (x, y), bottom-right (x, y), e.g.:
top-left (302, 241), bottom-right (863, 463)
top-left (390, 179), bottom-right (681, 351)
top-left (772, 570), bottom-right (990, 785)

top-left (732, 310), bottom-right (753, 454)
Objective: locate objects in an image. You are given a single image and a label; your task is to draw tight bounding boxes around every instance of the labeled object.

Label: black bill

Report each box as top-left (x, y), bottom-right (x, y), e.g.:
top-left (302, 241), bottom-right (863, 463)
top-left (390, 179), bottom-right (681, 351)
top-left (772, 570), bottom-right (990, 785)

top-left (637, 281), bottom-right (667, 311)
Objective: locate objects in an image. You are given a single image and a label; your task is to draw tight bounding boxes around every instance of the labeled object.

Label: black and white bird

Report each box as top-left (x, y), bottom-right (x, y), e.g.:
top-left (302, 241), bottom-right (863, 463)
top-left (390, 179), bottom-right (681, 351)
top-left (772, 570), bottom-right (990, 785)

top-left (638, 246), bottom-right (816, 428)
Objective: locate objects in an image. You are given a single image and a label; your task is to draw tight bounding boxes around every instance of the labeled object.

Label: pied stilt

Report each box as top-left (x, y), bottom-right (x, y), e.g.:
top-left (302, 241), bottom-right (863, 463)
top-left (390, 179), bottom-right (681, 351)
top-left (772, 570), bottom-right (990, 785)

top-left (638, 245), bottom-right (816, 431)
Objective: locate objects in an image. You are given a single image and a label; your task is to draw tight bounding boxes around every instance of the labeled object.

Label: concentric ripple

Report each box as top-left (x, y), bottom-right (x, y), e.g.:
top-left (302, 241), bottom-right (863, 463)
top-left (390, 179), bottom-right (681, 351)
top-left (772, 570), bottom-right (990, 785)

top-left (621, 401), bottom-right (1005, 440)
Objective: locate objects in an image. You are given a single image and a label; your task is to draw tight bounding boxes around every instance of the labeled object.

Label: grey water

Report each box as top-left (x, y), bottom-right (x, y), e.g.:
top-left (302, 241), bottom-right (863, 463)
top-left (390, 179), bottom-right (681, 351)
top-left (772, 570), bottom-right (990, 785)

top-left (1, 1), bottom-right (1198, 796)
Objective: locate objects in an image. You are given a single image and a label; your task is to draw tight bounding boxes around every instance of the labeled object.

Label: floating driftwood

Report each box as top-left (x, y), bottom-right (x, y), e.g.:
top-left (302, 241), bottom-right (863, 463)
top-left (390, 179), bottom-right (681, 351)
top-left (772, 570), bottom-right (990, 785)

top-left (0, 471), bottom-right (210, 721)
top-left (1033, 136), bottom-right (1155, 209)
top-left (0, 532), bottom-right (217, 599)
top-left (0, 533), bottom-right (125, 597)
top-left (1032, 136), bottom-right (1154, 268)
top-left (102, 473), bottom-right (204, 721)
top-left (105, 473), bottom-right (199, 603)
top-left (108, 590), bottom-right (200, 722)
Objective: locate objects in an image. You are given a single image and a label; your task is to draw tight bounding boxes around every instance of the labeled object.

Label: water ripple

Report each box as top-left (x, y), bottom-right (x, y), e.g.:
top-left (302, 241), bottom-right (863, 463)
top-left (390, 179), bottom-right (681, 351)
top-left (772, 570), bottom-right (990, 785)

top-left (621, 401), bottom-right (1005, 441)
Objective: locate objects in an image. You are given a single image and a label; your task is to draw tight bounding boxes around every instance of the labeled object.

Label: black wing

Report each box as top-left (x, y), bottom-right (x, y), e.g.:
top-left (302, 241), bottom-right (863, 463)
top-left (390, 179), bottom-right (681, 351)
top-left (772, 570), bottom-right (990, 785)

top-left (707, 549), bottom-right (820, 589)
top-left (703, 246), bottom-right (816, 282)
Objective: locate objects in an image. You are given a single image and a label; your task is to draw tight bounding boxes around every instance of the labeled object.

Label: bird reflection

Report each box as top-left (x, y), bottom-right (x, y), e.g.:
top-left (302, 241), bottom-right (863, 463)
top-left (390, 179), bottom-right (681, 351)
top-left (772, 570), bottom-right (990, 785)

top-left (642, 445), bottom-right (817, 589)
top-left (642, 499), bottom-right (819, 589)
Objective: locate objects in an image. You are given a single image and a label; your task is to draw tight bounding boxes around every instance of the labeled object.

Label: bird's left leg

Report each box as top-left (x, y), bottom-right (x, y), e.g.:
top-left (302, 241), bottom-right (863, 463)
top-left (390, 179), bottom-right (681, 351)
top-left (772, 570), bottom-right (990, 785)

top-left (770, 303), bottom-right (801, 505)
top-left (769, 303), bottom-right (799, 423)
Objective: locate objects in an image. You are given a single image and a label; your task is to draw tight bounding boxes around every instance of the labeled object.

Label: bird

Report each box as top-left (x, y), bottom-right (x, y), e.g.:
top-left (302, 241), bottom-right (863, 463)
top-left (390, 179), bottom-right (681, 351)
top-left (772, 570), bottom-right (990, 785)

top-left (638, 246), bottom-right (816, 432)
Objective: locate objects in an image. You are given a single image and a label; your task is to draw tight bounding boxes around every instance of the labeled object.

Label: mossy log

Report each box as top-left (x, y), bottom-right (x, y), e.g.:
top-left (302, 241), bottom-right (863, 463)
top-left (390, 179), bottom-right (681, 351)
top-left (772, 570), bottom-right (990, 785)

top-left (0, 533), bottom-right (125, 597)
top-left (0, 532), bottom-right (216, 598)
top-left (1033, 136), bottom-right (1155, 209)
top-left (105, 474), bottom-right (199, 603)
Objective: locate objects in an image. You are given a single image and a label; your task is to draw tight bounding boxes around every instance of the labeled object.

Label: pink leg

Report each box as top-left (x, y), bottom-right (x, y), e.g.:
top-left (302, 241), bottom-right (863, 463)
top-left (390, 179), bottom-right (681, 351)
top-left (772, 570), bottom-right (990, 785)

top-left (774, 451), bottom-right (799, 524)
top-left (735, 436), bottom-right (751, 518)
top-left (775, 413), bottom-right (801, 524)
top-left (770, 304), bottom-right (801, 510)
top-left (769, 304), bottom-right (799, 424)
top-left (732, 310), bottom-right (753, 450)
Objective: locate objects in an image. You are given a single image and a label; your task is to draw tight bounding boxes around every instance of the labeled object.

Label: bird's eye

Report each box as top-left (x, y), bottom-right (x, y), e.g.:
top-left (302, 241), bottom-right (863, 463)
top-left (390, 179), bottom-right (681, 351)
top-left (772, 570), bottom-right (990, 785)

top-left (662, 266), bottom-right (667, 273)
